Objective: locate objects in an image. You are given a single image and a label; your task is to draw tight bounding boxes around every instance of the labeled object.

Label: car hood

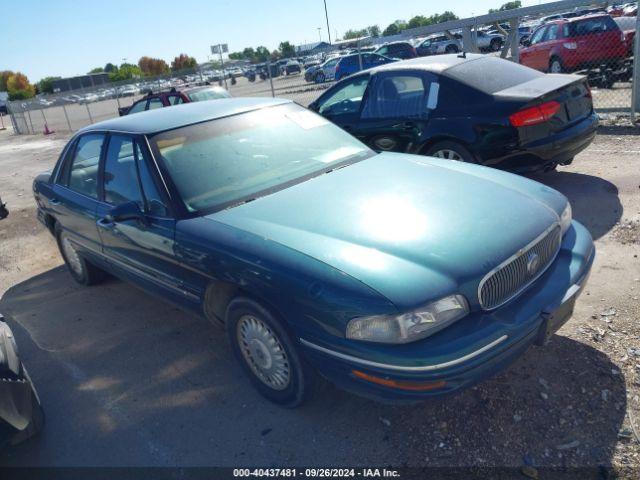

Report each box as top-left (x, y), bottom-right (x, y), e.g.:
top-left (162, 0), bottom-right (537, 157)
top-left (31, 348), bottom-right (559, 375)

top-left (209, 153), bottom-right (566, 309)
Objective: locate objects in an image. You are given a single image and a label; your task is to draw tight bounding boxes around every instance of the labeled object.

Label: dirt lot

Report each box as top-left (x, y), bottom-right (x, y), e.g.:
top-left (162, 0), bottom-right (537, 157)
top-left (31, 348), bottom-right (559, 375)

top-left (0, 126), bottom-right (639, 475)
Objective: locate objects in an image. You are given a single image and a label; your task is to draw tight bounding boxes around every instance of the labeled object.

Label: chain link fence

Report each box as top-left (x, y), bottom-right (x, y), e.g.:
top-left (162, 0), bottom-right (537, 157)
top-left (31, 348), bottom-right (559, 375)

top-left (7, 4), bottom-right (638, 134)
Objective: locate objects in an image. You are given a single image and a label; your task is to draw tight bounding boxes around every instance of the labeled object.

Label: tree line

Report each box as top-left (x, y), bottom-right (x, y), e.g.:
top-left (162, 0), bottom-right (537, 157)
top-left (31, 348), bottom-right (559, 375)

top-left (225, 11), bottom-right (460, 62)
top-left (87, 53), bottom-right (199, 82)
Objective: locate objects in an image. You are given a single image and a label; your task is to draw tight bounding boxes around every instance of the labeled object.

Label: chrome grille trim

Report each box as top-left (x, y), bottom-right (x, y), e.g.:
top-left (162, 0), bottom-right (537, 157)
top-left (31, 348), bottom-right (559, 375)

top-left (478, 223), bottom-right (562, 311)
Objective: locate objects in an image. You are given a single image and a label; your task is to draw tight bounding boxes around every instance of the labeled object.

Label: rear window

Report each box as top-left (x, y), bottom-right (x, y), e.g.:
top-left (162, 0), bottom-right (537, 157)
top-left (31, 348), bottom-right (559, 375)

top-left (566, 16), bottom-right (619, 37)
top-left (445, 57), bottom-right (543, 94)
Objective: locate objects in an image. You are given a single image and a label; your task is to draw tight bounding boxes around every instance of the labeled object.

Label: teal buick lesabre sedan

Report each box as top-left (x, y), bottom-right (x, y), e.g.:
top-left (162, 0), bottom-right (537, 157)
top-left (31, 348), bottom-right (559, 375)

top-left (33, 98), bottom-right (594, 406)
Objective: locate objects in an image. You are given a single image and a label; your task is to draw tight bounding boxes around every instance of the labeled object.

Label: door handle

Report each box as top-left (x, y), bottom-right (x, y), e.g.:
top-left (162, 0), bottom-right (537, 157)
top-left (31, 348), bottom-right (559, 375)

top-left (48, 198), bottom-right (60, 206)
top-left (96, 217), bottom-right (114, 229)
top-left (394, 122), bottom-right (416, 131)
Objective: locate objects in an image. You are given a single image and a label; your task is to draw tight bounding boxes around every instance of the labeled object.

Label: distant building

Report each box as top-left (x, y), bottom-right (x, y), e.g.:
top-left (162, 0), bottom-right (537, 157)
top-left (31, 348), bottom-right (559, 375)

top-left (51, 73), bottom-right (110, 93)
top-left (295, 41), bottom-right (331, 56)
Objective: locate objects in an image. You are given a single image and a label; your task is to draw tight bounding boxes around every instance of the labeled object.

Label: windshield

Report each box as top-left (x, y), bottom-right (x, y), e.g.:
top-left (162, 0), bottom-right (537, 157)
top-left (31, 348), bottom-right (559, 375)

top-left (187, 87), bottom-right (232, 102)
top-left (149, 103), bottom-right (374, 214)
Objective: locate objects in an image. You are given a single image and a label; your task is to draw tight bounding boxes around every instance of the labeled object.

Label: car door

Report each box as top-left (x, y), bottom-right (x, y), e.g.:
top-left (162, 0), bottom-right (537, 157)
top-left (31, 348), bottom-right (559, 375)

top-left (355, 70), bottom-right (433, 153)
top-left (521, 26), bottom-right (548, 71)
top-left (312, 73), bottom-right (371, 134)
top-left (94, 134), bottom-right (197, 305)
top-left (537, 23), bottom-right (560, 70)
top-left (50, 133), bottom-right (106, 259)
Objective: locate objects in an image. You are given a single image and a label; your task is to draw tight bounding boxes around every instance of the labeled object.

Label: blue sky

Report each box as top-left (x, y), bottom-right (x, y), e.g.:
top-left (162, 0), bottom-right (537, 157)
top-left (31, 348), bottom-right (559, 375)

top-left (2, 0), bottom-right (538, 82)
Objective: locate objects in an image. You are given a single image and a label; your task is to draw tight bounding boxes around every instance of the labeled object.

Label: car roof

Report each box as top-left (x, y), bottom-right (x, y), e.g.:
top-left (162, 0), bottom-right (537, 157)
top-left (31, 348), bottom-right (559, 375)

top-left (549, 12), bottom-right (610, 24)
top-left (376, 41), bottom-right (412, 47)
top-left (79, 98), bottom-right (291, 135)
top-left (366, 53), bottom-right (486, 75)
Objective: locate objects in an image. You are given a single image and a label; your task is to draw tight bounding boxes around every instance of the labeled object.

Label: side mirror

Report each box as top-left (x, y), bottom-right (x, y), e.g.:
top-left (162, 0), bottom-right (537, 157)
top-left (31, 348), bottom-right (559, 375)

top-left (107, 201), bottom-right (145, 223)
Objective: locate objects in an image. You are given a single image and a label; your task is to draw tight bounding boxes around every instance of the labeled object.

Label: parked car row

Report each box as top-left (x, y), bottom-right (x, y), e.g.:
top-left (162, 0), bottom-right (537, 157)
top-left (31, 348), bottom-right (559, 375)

top-left (33, 52), bottom-right (596, 405)
top-left (519, 13), bottom-right (634, 87)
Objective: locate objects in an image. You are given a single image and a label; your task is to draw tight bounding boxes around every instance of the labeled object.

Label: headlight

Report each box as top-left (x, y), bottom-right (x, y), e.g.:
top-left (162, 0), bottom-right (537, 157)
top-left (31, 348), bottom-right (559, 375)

top-left (346, 295), bottom-right (469, 344)
top-left (560, 202), bottom-right (572, 235)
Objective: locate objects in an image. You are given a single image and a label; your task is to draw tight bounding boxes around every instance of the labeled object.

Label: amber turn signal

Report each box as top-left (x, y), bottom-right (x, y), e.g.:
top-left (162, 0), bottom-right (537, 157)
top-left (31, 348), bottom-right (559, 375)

top-left (352, 370), bottom-right (446, 391)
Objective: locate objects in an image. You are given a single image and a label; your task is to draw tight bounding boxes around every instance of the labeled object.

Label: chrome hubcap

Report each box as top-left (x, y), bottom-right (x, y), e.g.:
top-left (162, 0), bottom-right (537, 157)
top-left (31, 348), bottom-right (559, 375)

top-left (550, 61), bottom-right (561, 73)
top-left (61, 236), bottom-right (83, 275)
top-left (432, 149), bottom-right (463, 161)
top-left (237, 315), bottom-right (290, 390)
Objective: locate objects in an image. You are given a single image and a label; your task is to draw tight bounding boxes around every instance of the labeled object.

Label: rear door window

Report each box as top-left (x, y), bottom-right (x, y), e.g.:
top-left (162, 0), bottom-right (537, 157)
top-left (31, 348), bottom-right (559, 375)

top-left (147, 98), bottom-right (164, 110)
top-left (103, 135), bottom-right (143, 206)
top-left (168, 95), bottom-right (184, 105)
top-left (64, 134), bottom-right (104, 198)
top-left (544, 24), bottom-right (559, 41)
top-left (362, 73), bottom-right (428, 119)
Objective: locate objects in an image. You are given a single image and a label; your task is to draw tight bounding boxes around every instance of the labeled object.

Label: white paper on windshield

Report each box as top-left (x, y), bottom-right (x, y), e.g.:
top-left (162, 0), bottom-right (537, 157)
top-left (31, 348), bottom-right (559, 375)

top-left (314, 146), bottom-right (365, 163)
top-left (286, 110), bottom-right (330, 130)
top-left (427, 82), bottom-right (439, 110)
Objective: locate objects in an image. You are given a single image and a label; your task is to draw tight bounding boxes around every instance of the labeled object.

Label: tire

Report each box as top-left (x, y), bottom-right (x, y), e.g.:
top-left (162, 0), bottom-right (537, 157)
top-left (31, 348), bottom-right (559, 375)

top-left (549, 57), bottom-right (564, 74)
top-left (424, 140), bottom-right (476, 163)
top-left (445, 44), bottom-right (459, 54)
top-left (226, 297), bottom-right (315, 408)
top-left (490, 38), bottom-right (502, 52)
top-left (315, 71), bottom-right (325, 84)
top-left (55, 224), bottom-right (105, 286)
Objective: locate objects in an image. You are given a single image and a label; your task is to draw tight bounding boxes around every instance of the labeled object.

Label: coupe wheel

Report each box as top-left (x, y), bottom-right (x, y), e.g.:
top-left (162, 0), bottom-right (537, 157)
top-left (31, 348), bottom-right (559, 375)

top-left (490, 38), bottom-right (502, 51)
top-left (445, 44), bottom-right (459, 54)
top-left (425, 141), bottom-right (475, 163)
top-left (55, 225), bottom-right (105, 286)
top-left (226, 297), bottom-right (315, 407)
top-left (549, 57), bottom-right (564, 74)
top-left (315, 72), bottom-right (325, 84)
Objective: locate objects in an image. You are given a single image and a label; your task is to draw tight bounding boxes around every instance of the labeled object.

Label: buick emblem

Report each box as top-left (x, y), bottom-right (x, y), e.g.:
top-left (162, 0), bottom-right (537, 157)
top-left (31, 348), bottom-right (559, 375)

top-left (526, 252), bottom-right (540, 275)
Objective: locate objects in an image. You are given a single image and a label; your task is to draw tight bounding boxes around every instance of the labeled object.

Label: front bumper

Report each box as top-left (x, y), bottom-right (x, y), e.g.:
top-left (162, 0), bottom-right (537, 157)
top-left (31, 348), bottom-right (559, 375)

top-left (299, 221), bottom-right (594, 402)
top-left (0, 315), bottom-right (44, 447)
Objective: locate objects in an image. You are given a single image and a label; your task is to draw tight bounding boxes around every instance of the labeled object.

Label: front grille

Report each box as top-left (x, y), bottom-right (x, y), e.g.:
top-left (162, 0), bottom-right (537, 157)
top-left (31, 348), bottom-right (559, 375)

top-left (479, 224), bottom-right (562, 310)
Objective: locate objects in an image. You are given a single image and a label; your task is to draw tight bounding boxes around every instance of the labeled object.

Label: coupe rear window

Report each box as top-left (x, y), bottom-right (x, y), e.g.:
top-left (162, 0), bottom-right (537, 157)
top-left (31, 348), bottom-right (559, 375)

top-left (149, 104), bottom-right (373, 213)
top-left (446, 57), bottom-right (543, 94)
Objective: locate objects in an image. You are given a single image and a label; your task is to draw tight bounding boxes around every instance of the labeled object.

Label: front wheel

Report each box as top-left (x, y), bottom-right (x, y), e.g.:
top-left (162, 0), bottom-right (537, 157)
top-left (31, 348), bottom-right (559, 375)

top-left (445, 44), bottom-right (459, 54)
top-left (55, 225), bottom-right (105, 286)
top-left (226, 297), bottom-right (315, 407)
top-left (490, 38), bottom-right (502, 52)
top-left (424, 140), bottom-right (475, 163)
top-left (314, 71), bottom-right (325, 84)
top-left (549, 57), bottom-right (564, 74)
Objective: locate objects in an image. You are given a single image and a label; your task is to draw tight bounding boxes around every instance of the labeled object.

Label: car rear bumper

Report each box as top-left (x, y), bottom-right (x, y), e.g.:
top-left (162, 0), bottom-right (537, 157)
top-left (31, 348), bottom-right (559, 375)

top-left (485, 112), bottom-right (598, 173)
top-left (299, 220), bottom-right (594, 402)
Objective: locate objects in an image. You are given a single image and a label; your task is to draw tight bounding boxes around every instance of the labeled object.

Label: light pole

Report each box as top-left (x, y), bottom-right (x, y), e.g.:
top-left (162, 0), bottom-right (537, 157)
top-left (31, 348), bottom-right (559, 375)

top-left (317, 27), bottom-right (322, 42)
top-left (323, 0), bottom-right (332, 45)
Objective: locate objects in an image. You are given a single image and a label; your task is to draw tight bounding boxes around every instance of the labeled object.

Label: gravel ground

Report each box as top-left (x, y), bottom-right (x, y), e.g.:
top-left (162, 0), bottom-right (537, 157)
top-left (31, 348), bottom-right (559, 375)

top-left (0, 126), bottom-right (638, 476)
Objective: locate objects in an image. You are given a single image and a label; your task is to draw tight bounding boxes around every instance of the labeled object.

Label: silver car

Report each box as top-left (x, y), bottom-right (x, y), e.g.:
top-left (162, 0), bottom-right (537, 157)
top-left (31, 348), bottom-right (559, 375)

top-left (416, 35), bottom-right (461, 56)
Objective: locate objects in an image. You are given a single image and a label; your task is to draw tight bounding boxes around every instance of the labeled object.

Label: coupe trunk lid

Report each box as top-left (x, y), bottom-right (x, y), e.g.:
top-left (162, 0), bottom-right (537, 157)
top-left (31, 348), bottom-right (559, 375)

top-left (209, 153), bottom-right (564, 309)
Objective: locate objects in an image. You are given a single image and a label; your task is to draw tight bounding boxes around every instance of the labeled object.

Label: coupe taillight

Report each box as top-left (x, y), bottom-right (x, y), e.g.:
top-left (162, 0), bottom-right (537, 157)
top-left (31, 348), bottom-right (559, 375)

top-left (509, 101), bottom-right (561, 127)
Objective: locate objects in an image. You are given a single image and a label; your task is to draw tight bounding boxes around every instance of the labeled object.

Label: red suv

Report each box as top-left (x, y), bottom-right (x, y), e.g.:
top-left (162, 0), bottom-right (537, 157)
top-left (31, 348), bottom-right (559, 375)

top-left (520, 14), bottom-right (627, 73)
